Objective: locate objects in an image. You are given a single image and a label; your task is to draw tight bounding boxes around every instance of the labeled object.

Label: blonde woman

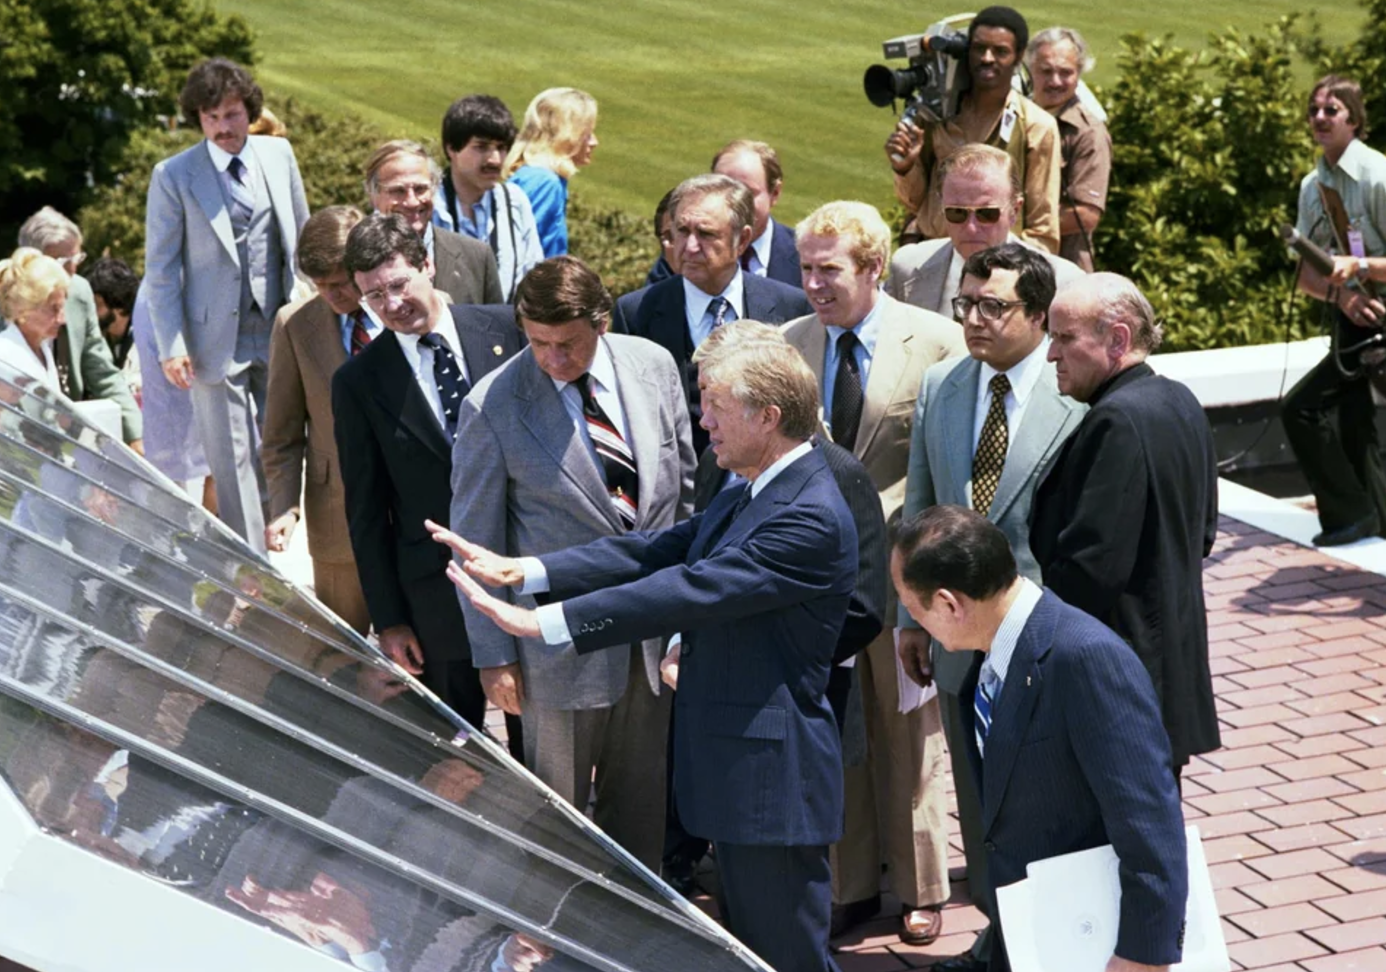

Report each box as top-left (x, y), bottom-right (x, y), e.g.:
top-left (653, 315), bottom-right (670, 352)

top-left (0, 248), bottom-right (68, 390)
top-left (504, 88), bottom-right (599, 257)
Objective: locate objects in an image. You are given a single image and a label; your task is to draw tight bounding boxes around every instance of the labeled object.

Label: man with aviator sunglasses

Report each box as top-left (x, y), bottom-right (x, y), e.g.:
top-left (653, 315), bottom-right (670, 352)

top-left (888, 145), bottom-right (1082, 317)
top-left (1282, 75), bottom-right (1386, 547)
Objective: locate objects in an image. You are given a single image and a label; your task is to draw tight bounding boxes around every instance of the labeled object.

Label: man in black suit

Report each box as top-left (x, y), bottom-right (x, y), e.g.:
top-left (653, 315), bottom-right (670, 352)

top-left (1031, 273), bottom-right (1220, 780)
top-left (611, 173), bottom-right (810, 452)
top-left (712, 139), bottom-right (803, 288)
top-left (331, 213), bottom-right (525, 731)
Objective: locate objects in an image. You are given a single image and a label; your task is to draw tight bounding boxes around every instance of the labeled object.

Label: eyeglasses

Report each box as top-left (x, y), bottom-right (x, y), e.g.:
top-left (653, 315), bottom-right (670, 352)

top-left (359, 275), bottom-right (416, 307)
top-left (943, 206), bottom-right (1004, 224)
top-left (952, 295), bottom-right (1027, 322)
top-left (1308, 104), bottom-right (1342, 119)
top-left (378, 181), bottom-right (433, 202)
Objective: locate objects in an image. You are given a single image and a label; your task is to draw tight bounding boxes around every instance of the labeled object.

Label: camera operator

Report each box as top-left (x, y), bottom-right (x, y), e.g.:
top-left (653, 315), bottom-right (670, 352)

top-left (886, 6), bottom-right (1061, 254)
top-left (1283, 75), bottom-right (1386, 547)
top-left (1026, 27), bottom-right (1111, 272)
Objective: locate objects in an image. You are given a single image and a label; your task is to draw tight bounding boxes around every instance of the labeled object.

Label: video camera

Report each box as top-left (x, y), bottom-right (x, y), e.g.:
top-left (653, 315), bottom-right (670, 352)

top-left (863, 14), bottom-right (975, 129)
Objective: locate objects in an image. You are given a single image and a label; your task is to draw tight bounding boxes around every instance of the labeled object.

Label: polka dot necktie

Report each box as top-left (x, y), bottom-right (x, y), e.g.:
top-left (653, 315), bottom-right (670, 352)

top-left (420, 332), bottom-right (470, 440)
top-left (972, 372), bottom-right (1011, 515)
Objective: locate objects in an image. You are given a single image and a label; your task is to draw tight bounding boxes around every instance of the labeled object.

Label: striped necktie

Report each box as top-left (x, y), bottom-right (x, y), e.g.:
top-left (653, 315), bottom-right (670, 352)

top-left (577, 373), bottom-right (639, 527)
top-left (974, 667), bottom-right (997, 757)
top-left (348, 309), bottom-right (371, 357)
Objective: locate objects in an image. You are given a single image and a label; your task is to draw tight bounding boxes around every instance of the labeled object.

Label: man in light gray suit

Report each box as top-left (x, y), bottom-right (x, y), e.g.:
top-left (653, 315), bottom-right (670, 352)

top-left (895, 242), bottom-right (1084, 972)
top-left (145, 58), bottom-right (309, 553)
top-left (446, 256), bottom-right (694, 868)
top-left (887, 145), bottom-right (1082, 319)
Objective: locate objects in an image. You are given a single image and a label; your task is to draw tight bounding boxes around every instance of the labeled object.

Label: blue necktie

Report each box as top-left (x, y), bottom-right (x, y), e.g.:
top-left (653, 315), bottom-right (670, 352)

top-left (420, 332), bottom-right (469, 440)
top-left (706, 296), bottom-right (734, 330)
top-left (226, 156), bottom-right (254, 221)
top-left (974, 668), bottom-right (997, 757)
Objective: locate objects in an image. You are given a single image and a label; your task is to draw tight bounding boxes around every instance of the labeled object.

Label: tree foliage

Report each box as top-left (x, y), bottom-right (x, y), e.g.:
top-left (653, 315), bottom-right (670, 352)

top-left (1097, 19), bottom-right (1318, 351)
top-left (0, 0), bottom-right (253, 244)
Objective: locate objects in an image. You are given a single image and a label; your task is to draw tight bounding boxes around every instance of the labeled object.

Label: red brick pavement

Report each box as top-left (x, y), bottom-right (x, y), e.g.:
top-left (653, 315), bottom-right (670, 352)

top-left (486, 516), bottom-right (1386, 970)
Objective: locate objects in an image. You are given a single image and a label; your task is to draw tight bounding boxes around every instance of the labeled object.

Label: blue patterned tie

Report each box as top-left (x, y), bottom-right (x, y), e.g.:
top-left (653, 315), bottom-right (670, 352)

top-left (706, 296), bottom-right (734, 330)
top-left (420, 332), bottom-right (469, 440)
top-left (974, 668), bottom-right (996, 757)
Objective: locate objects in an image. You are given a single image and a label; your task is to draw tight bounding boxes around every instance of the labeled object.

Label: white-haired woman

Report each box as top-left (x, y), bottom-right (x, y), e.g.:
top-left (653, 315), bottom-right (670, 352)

top-left (0, 247), bottom-right (69, 390)
top-left (504, 88), bottom-right (599, 257)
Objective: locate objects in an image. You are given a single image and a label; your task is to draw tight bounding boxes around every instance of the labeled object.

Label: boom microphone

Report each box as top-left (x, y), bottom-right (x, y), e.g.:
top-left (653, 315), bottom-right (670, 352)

top-left (1280, 223), bottom-right (1336, 277)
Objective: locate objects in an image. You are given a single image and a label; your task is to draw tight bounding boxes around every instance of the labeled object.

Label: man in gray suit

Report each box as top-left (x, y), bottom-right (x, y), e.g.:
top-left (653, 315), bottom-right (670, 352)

top-left (896, 242), bottom-right (1084, 972)
top-left (887, 145), bottom-right (1082, 319)
top-left (145, 58), bottom-right (309, 553)
top-left (447, 256), bottom-right (694, 868)
top-left (364, 140), bottom-right (503, 306)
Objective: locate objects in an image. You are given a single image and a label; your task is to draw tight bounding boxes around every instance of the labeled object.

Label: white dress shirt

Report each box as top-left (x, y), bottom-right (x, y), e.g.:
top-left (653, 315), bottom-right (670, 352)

top-left (683, 271), bottom-right (746, 350)
top-left (394, 307), bottom-right (471, 430)
top-left (205, 138), bottom-right (262, 197)
top-left (548, 338), bottom-right (632, 478)
top-left (976, 577), bottom-right (1042, 757)
top-left (971, 337), bottom-right (1050, 456)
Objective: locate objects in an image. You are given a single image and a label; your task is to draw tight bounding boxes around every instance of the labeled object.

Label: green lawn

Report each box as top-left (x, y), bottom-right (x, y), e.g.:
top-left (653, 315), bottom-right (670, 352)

top-left (217, 0), bottom-right (1364, 224)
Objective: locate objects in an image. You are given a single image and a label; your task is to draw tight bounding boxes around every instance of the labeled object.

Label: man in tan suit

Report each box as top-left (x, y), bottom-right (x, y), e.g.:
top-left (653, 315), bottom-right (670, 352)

top-left (782, 201), bottom-right (966, 945)
top-left (262, 206), bottom-right (377, 633)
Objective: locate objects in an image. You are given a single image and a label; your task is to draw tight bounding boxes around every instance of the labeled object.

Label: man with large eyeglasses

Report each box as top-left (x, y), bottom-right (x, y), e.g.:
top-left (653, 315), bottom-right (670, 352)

top-left (330, 213), bottom-right (524, 734)
top-left (894, 241), bottom-right (1083, 972)
top-left (888, 145), bottom-right (1083, 321)
top-left (1282, 75), bottom-right (1386, 547)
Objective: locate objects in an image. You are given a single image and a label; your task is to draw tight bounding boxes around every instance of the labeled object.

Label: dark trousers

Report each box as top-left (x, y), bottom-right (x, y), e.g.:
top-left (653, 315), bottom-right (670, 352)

top-left (662, 700), bottom-right (709, 868)
top-left (714, 841), bottom-right (841, 972)
top-left (1282, 347), bottom-right (1386, 534)
top-left (941, 689), bottom-right (994, 962)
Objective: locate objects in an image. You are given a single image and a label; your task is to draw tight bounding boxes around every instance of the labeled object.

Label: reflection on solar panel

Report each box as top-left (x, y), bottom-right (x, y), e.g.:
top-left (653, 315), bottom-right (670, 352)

top-left (0, 364), bottom-right (769, 972)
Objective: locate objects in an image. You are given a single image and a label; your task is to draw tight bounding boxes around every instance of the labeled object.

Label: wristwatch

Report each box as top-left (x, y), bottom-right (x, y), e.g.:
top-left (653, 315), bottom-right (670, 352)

top-left (1360, 257), bottom-right (1371, 277)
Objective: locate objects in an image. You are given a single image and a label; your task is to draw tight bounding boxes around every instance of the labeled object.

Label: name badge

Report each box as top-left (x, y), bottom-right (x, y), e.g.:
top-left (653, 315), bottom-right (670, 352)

top-left (1349, 226), bottom-right (1368, 259)
top-left (999, 107), bottom-right (1018, 144)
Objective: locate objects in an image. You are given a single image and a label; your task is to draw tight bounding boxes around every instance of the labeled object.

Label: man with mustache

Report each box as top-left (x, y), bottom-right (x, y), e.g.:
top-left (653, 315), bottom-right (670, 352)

top-left (434, 95), bottom-right (544, 303)
top-left (145, 58), bottom-right (309, 552)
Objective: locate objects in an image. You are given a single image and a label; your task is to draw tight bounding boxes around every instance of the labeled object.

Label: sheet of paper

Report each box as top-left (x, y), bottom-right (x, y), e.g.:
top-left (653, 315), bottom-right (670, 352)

top-left (894, 628), bottom-right (938, 714)
top-left (996, 825), bottom-right (1229, 972)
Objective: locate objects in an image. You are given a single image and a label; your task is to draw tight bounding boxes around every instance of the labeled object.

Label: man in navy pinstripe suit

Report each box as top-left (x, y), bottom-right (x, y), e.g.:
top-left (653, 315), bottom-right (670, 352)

top-left (433, 322), bottom-right (855, 972)
top-left (893, 505), bottom-right (1186, 972)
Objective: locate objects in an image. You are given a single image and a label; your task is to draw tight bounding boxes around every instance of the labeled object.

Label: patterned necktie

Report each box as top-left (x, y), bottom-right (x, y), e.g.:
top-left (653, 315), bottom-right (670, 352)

top-left (226, 156), bottom-right (255, 221)
top-left (974, 667), bottom-right (997, 757)
top-left (419, 332), bottom-right (470, 440)
top-left (831, 330), bottom-right (864, 452)
top-left (577, 373), bottom-right (639, 527)
top-left (972, 372), bottom-right (1011, 515)
top-left (706, 296), bottom-right (733, 330)
top-left (348, 309), bottom-right (371, 357)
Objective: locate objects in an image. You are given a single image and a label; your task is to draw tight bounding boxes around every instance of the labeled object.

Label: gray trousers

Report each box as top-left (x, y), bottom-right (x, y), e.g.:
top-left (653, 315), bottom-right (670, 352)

top-left (192, 314), bottom-right (270, 555)
top-left (522, 646), bottom-right (671, 871)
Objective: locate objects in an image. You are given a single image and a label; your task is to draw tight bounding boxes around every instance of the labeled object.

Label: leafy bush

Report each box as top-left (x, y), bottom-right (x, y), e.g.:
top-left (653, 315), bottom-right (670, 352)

top-left (1097, 19), bottom-right (1318, 351)
top-left (0, 0), bottom-right (253, 244)
top-left (567, 191), bottom-right (658, 297)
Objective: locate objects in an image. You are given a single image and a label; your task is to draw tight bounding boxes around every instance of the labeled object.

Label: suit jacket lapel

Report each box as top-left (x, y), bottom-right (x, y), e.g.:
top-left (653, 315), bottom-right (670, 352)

top-left (305, 299), bottom-right (348, 380)
top-left (190, 146), bottom-right (239, 265)
top-left (981, 593), bottom-right (1053, 836)
top-left (743, 275), bottom-right (779, 320)
top-left (252, 136), bottom-right (295, 263)
top-left (940, 359), bottom-right (979, 505)
top-left (911, 244), bottom-right (954, 314)
top-left (369, 332), bottom-right (452, 461)
top-left (609, 339), bottom-right (663, 527)
top-left (989, 370), bottom-right (1067, 522)
top-left (515, 353), bottom-right (624, 530)
top-left (856, 301), bottom-right (913, 458)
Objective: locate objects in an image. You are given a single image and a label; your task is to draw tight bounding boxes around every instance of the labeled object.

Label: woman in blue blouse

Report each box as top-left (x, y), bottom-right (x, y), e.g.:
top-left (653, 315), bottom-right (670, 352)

top-left (504, 88), bottom-right (599, 257)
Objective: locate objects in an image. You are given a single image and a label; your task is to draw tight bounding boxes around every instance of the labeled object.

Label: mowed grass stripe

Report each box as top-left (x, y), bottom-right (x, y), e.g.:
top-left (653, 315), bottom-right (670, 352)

top-left (219, 0), bottom-right (1364, 221)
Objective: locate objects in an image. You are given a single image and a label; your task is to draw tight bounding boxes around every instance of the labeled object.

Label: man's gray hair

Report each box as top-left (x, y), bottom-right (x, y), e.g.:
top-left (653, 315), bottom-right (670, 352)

top-left (669, 174), bottom-right (756, 241)
top-left (1026, 27), bottom-right (1096, 74)
top-left (1084, 272), bottom-right (1163, 354)
top-left (17, 206), bottom-right (82, 252)
top-left (363, 139), bottom-right (443, 197)
top-left (692, 320), bottom-right (819, 441)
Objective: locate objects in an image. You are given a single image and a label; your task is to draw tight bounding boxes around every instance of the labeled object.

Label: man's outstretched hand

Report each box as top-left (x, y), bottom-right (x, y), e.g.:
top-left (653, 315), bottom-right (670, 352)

top-left (445, 560), bottom-right (542, 639)
top-left (426, 520), bottom-right (525, 587)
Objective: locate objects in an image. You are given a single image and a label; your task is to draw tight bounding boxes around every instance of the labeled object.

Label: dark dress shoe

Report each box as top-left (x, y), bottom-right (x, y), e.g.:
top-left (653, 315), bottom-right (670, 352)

top-left (830, 893), bottom-right (881, 937)
top-left (929, 954), bottom-right (989, 971)
top-left (662, 855), bottom-right (699, 896)
top-left (1314, 516), bottom-right (1380, 547)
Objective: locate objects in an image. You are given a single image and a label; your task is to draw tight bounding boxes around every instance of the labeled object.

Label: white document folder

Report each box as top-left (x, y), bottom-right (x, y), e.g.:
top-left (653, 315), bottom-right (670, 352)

top-left (995, 825), bottom-right (1229, 972)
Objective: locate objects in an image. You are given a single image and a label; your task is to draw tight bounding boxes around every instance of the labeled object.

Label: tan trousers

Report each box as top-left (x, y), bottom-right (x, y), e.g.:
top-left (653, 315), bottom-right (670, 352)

top-left (831, 628), bottom-right (951, 908)
top-left (312, 558), bottom-right (371, 636)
